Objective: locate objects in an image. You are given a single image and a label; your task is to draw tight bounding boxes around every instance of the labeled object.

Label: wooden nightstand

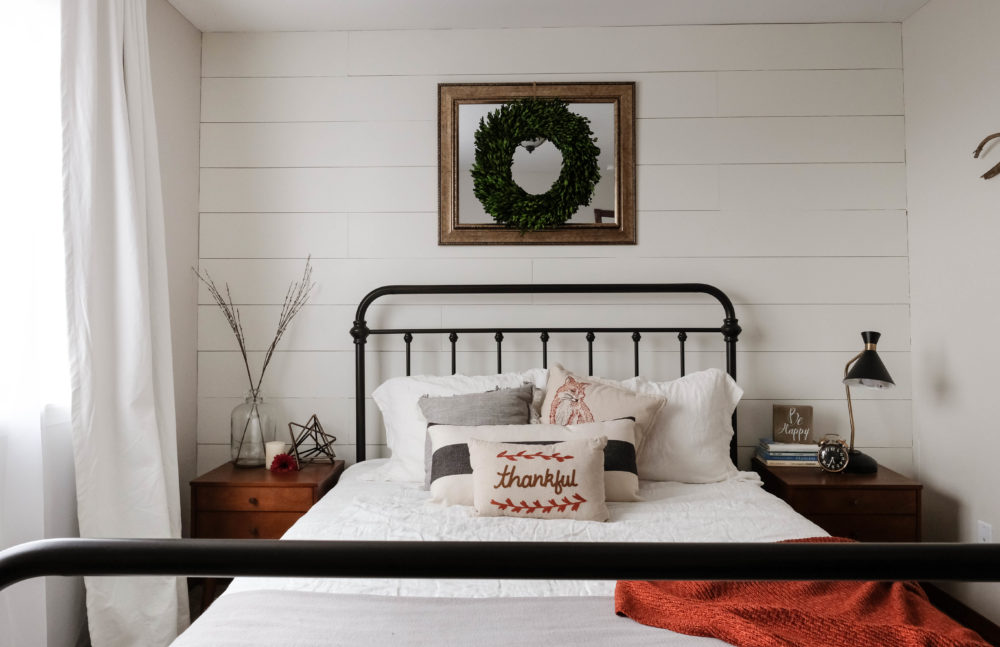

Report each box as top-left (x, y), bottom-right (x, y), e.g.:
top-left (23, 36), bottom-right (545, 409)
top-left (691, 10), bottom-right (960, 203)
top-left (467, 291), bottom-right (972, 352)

top-left (191, 460), bottom-right (345, 608)
top-left (752, 458), bottom-right (922, 542)
top-left (192, 461), bottom-right (344, 539)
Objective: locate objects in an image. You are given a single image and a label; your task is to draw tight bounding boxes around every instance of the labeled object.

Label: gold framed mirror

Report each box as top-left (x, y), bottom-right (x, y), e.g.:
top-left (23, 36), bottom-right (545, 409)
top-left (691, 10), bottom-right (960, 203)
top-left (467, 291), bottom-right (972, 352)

top-left (438, 82), bottom-right (636, 245)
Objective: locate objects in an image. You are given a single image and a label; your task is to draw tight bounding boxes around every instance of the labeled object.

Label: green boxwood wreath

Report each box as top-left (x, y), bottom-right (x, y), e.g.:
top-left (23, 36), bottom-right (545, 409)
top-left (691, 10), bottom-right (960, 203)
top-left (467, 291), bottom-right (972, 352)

top-left (470, 98), bottom-right (602, 232)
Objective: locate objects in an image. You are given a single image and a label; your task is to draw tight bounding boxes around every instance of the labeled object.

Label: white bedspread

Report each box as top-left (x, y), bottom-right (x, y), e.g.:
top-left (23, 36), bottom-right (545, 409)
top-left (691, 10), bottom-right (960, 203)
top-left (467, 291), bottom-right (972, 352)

top-left (175, 460), bottom-right (826, 646)
top-left (227, 459), bottom-right (825, 599)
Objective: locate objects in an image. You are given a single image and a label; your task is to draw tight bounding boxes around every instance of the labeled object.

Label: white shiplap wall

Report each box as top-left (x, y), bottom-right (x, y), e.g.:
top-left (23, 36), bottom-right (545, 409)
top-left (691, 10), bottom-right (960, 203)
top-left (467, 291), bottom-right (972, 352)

top-left (197, 23), bottom-right (911, 475)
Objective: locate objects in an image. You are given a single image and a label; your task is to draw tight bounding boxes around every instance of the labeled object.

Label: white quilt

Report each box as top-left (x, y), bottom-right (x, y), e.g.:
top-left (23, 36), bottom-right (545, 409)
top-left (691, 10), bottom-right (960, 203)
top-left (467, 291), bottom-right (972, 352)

top-left (227, 459), bottom-right (825, 599)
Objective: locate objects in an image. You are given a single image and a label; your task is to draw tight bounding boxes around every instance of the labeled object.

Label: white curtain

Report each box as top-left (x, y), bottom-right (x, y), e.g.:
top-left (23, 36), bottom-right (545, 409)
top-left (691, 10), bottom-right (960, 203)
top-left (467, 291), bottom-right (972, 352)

top-left (62, 0), bottom-right (189, 644)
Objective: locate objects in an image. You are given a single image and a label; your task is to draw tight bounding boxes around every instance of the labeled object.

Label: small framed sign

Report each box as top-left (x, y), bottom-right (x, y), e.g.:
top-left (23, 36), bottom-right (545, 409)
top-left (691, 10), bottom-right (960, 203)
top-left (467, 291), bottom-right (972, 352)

top-left (772, 405), bottom-right (814, 443)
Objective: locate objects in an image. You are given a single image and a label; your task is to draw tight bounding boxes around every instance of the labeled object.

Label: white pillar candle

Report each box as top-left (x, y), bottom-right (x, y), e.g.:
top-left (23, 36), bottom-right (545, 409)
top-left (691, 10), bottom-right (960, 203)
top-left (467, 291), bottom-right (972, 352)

top-left (265, 441), bottom-right (288, 469)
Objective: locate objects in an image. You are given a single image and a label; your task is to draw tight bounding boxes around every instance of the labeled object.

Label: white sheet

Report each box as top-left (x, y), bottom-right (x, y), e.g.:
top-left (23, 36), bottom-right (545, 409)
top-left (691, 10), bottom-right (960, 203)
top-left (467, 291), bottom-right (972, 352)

top-left (177, 591), bottom-right (735, 647)
top-left (227, 459), bottom-right (825, 599)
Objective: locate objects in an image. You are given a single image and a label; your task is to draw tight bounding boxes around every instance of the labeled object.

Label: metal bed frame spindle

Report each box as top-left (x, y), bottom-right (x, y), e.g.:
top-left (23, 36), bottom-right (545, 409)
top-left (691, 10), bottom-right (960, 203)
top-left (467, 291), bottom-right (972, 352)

top-left (350, 283), bottom-right (741, 463)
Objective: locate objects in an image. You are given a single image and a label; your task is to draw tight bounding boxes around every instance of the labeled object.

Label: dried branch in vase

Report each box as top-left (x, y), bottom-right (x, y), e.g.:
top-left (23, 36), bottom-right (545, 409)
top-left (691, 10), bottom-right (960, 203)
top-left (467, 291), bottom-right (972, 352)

top-left (193, 257), bottom-right (315, 397)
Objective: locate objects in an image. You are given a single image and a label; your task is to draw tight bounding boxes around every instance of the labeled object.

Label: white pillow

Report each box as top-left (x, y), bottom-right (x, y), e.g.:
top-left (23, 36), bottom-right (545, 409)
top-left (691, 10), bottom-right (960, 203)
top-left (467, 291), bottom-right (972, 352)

top-left (469, 436), bottom-right (609, 522)
top-left (621, 368), bottom-right (742, 483)
top-left (371, 368), bottom-right (547, 482)
top-left (428, 419), bottom-right (641, 505)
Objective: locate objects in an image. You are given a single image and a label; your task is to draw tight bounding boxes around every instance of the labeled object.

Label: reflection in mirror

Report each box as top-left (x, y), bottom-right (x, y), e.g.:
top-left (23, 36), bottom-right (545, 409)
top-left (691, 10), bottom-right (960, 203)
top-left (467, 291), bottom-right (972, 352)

top-left (457, 103), bottom-right (616, 225)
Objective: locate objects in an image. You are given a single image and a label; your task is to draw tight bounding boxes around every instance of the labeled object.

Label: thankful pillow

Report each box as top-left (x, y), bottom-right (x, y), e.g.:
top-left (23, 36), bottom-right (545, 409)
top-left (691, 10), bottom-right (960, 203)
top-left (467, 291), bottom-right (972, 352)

top-left (468, 437), bottom-right (609, 521)
top-left (428, 419), bottom-right (640, 505)
top-left (427, 418), bottom-right (641, 505)
top-left (541, 364), bottom-right (666, 450)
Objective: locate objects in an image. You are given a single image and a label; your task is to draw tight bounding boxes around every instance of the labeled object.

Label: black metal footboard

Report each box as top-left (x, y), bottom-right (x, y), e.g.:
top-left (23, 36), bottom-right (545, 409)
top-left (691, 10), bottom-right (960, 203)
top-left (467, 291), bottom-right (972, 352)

top-left (3, 539), bottom-right (1000, 592)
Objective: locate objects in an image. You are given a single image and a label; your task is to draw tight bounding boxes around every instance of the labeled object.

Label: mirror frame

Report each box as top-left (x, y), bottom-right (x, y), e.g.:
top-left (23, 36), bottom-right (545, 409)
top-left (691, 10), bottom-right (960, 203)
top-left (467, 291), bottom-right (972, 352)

top-left (438, 82), bottom-right (636, 245)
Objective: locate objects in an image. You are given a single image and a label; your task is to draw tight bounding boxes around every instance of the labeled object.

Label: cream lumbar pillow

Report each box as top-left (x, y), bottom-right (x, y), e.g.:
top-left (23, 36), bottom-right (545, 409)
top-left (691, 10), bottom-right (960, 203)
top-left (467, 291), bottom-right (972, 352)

top-left (541, 364), bottom-right (665, 451)
top-left (468, 437), bottom-right (609, 521)
top-left (427, 419), bottom-right (640, 504)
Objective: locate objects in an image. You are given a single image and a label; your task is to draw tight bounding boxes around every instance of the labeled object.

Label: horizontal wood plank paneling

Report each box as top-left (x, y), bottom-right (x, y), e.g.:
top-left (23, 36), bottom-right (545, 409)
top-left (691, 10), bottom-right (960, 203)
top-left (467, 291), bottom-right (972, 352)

top-left (200, 167), bottom-right (437, 213)
top-left (718, 70), bottom-right (904, 117)
top-left (342, 211), bottom-right (907, 259)
top-left (204, 117), bottom-right (904, 169)
top-left (201, 76), bottom-right (438, 122)
top-left (346, 24), bottom-right (902, 76)
top-left (201, 69), bottom-right (902, 124)
top-left (202, 32), bottom-right (349, 77)
top-left (636, 165), bottom-right (720, 211)
top-left (196, 258), bottom-right (534, 305)
top-left (197, 22), bottom-right (910, 469)
top-left (198, 302), bottom-right (909, 355)
top-left (201, 122), bottom-right (437, 168)
top-left (720, 163), bottom-right (907, 210)
top-left (531, 257), bottom-right (909, 304)
top-left (638, 117), bottom-right (905, 165)
top-left (200, 71), bottom-right (718, 123)
top-left (198, 304), bottom-right (444, 351)
top-left (199, 213), bottom-right (349, 258)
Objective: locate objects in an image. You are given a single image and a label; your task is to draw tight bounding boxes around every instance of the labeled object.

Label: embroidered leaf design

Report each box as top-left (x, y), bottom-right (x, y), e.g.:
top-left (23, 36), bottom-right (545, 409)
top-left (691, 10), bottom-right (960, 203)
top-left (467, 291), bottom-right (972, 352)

top-left (493, 450), bottom-right (574, 462)
top-left (490, 494), bottom-right (587, 514)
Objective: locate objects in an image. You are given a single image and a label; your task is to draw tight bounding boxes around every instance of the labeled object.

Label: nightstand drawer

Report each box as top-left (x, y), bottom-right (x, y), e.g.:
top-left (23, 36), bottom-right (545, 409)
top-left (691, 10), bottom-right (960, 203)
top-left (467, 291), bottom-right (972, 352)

top-left (787, 488), bottom-right (917, 515)
top-left (194, 486), bottom-right (313, 512)
top-left (194, 511), bottom-right (303, 539)
top-left (805, 514), bottom-right (919, 542)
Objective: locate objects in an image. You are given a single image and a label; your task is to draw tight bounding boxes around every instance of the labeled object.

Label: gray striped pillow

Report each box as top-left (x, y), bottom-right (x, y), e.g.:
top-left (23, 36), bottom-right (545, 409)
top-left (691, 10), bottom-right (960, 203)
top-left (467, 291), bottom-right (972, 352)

top-left (418, 385), bottom-right (534, 488)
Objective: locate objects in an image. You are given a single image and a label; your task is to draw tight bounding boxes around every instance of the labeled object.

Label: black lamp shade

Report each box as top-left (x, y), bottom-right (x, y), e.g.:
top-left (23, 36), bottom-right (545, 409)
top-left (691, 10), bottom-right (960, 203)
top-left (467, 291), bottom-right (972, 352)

top-left (843, 331), bottom-right (895, 389)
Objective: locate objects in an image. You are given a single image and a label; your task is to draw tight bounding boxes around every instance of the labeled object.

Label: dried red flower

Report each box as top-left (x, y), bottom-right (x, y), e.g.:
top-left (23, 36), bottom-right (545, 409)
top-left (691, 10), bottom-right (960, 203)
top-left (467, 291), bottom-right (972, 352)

top-left (270, 453), bottom-right (298, 472)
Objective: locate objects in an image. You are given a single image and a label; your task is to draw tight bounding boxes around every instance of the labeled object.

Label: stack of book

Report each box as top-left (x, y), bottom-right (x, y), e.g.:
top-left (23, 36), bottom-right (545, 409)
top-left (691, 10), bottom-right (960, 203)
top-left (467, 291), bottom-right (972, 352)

top-left (756, 439), bottom-right (819, 467)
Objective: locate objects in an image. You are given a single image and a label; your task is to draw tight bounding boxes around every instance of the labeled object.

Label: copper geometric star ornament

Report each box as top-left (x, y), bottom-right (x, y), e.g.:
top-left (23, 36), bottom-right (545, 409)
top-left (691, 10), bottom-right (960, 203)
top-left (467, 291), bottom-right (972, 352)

top-left (287, 414), bottom-right (337, 466)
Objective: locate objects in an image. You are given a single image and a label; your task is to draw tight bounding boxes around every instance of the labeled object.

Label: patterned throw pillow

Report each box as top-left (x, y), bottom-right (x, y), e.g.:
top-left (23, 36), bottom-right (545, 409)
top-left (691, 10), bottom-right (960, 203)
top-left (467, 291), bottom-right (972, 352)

top-left (468, 437), bottom-right (609, 521)
top-left (540, 364), bottom-right (666, 450)
top-left (427, 419), bottom-right (640, 505)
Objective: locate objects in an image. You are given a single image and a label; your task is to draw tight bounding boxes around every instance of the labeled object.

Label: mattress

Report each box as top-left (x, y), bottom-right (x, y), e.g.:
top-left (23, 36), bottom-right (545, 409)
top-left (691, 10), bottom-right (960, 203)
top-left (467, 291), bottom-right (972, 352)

top-left (174, 459), bottom-right (825, 645)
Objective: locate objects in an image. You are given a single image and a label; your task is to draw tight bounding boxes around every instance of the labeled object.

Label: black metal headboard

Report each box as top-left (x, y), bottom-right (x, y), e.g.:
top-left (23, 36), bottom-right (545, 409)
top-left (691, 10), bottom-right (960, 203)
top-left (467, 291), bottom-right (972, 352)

top-left (350, 283), bottom-right (742, 464)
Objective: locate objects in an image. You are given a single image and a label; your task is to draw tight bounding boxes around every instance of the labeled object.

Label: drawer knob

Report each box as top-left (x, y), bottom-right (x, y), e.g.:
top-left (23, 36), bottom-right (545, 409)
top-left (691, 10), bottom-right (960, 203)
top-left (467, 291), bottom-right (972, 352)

top-left (250, 527), bottom-right (259, 537)
top-left (248, 497), bottom-right (259, 506)
top-left (850, 498), bottom-right (860, 506)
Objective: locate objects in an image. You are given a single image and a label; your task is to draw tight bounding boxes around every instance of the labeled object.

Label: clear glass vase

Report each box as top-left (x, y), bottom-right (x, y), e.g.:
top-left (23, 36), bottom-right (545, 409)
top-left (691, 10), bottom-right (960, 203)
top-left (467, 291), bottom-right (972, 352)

top-left (230, 391), bottom-right (277, 467)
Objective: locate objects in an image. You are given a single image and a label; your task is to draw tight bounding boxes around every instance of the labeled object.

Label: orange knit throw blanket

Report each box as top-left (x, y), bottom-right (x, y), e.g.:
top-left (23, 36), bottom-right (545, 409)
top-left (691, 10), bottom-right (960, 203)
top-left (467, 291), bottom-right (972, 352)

top-left (615, 538), bottom-right (990, 647)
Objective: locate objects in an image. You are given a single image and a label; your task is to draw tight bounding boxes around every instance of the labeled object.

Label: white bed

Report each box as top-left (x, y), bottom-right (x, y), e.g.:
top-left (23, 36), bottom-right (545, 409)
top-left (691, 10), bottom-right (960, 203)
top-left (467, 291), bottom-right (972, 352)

top-left (173, 459), bottom-right (825, 646)
top-left (172, 282), bottom-right (825, 645)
